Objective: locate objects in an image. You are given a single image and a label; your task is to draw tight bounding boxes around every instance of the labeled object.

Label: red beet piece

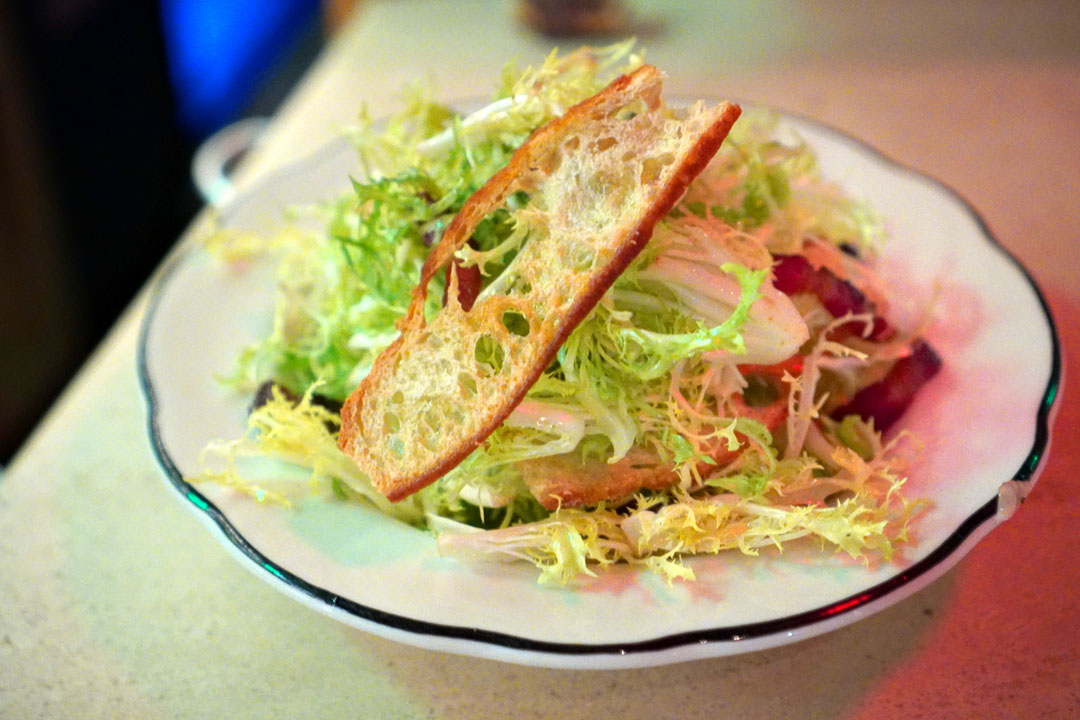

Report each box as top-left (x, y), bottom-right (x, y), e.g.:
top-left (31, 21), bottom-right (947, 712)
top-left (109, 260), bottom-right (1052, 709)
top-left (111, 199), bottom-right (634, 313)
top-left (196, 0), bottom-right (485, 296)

top-left (831, 339), bottom-right (942, 431)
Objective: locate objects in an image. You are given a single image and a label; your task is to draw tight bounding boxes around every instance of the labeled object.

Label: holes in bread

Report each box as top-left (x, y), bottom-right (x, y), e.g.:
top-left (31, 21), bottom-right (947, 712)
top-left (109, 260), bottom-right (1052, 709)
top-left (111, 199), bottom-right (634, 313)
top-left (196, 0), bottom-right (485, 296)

top-left (474, 333), bottom-right (506, 374)
top-left (503, 272), bottom-right (532, 295)
top-left (592, 136), bottom-right (617, 153)
top-left (418, 433), bottom-right (438, 453)
top-left (458, 372), bottom-right (478, 398)
top-left (500, 310), bottom-right (531, 337)
top-left (640, 152), bottom-right (675, 185)
top-left (461, 206), bottom-right (532, 302)
top-left (613, 98), bottom-right (647, 121)
top-left (423, 408), bottom-right (442, 433)
top-left (383, 411), bottom-right (402, 434)
top-left (387, 436), bottom-right (405, 457)
top-left (507, 190), bottom-right (531, 210)
top-left (571, 246), bottom-right (596, 272)
top-left (564, 136), bottom-right (580, 152)
top-left (586, 168), bottom-right (626, 203)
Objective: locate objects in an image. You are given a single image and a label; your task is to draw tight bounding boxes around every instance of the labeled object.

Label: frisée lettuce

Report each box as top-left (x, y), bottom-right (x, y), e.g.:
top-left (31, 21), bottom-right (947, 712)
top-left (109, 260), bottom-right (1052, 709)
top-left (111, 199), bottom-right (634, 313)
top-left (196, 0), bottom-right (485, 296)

top-left (197, 43), bottom-right (935, 585)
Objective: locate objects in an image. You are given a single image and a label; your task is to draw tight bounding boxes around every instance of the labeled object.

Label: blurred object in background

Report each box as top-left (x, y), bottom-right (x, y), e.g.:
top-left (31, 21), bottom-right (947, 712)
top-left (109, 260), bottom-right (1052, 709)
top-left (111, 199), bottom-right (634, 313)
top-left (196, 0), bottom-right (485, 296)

top-left (191, 117), bottom-right (269, 205)
top-left (518, 0), bottom-right (627, 36)
top-left (0, 0), bottom-right (334, 462)
top-left (161, 0), bottom-right (322, 140)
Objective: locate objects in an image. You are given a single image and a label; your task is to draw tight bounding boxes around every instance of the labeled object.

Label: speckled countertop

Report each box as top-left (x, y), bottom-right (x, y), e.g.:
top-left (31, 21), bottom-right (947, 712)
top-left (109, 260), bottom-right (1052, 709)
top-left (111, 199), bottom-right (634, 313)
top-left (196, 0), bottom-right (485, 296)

top-left (2, 1), bottom-right (1078, 717)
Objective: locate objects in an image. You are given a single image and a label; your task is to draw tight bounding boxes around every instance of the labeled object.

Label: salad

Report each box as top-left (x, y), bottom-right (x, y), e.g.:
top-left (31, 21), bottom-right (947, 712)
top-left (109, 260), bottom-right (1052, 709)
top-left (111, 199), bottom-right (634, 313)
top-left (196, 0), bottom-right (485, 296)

top-left (197, 43), bottom-right (941, 585)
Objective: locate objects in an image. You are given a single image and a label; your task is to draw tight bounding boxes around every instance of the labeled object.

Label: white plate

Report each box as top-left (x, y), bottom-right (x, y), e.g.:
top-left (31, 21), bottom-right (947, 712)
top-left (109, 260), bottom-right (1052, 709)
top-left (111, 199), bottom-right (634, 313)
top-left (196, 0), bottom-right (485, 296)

top-left (140, 109), bottom-right (1060, 669)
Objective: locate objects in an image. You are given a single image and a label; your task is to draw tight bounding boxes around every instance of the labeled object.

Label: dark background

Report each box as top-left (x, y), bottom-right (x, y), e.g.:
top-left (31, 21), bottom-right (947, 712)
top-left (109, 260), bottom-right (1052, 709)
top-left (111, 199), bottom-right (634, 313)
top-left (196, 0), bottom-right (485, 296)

top-left (0, 0), bottom-right (331, 463)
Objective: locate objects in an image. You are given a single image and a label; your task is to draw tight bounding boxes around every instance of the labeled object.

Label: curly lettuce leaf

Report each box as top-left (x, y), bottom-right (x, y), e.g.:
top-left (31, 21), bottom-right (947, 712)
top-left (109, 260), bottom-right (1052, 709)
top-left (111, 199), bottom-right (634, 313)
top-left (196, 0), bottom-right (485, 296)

top-left (209, 43), bottom-right (642, 401)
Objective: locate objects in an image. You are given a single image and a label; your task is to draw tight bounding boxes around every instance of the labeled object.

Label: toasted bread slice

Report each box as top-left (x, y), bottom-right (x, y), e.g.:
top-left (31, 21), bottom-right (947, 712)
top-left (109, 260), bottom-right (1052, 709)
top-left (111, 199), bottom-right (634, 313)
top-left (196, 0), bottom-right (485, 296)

top-left (520, 393), bottom-right (789, 510)
top-left (339, 65), bottom-right (741, 501)
top-left (519, 447), bottom-right (677, 511)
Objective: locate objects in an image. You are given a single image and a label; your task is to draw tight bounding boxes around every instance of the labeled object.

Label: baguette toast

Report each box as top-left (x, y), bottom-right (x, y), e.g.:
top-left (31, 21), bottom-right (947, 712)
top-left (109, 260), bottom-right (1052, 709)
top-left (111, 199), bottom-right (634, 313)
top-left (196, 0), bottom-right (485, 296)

top-left (519, 391), bottom-right (789, 510)
top-left (338, 65), bottom-right (741, 501)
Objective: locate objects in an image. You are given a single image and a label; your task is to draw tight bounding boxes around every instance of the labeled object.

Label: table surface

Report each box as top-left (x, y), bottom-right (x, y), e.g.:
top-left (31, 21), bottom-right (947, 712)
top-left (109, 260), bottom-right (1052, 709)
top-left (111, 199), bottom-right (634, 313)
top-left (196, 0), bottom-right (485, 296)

top-left (3, 1), bottom-right (1078, 717)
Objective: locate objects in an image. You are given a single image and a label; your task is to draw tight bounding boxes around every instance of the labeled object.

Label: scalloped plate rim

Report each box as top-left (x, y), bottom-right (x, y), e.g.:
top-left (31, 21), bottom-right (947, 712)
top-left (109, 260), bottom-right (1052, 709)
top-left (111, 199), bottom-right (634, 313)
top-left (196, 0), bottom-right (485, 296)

top-left (138, 104), bottom-right (1061, 669)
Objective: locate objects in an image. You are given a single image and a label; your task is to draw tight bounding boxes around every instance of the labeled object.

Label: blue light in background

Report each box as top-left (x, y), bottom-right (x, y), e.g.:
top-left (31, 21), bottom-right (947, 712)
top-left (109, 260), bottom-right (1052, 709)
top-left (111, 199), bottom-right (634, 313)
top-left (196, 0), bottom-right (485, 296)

top-left (160, 0), bottom-right (319, 138)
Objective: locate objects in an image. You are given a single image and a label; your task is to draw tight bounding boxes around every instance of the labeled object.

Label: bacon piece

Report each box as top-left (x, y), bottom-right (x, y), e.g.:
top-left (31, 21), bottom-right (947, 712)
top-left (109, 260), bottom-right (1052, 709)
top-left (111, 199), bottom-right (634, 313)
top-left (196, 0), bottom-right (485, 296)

top-left (773, 254), bottom-right (892, 341)
top-left (442, 259), bottom-right (482, 311)
top-left (831, 338), bottom-right (942, 431)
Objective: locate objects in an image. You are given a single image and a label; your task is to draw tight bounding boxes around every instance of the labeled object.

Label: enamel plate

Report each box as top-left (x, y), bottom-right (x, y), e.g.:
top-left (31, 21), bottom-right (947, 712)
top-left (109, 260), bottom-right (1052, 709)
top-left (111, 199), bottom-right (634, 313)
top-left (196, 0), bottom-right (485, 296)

top-left (140, 107), bottom-right (1060, 669)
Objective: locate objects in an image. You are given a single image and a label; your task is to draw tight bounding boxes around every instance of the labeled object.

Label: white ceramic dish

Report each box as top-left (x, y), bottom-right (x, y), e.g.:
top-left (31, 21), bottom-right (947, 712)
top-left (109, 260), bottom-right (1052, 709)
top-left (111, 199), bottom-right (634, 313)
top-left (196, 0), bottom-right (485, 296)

top-left (140, 108), bottom-right (1059, 669)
